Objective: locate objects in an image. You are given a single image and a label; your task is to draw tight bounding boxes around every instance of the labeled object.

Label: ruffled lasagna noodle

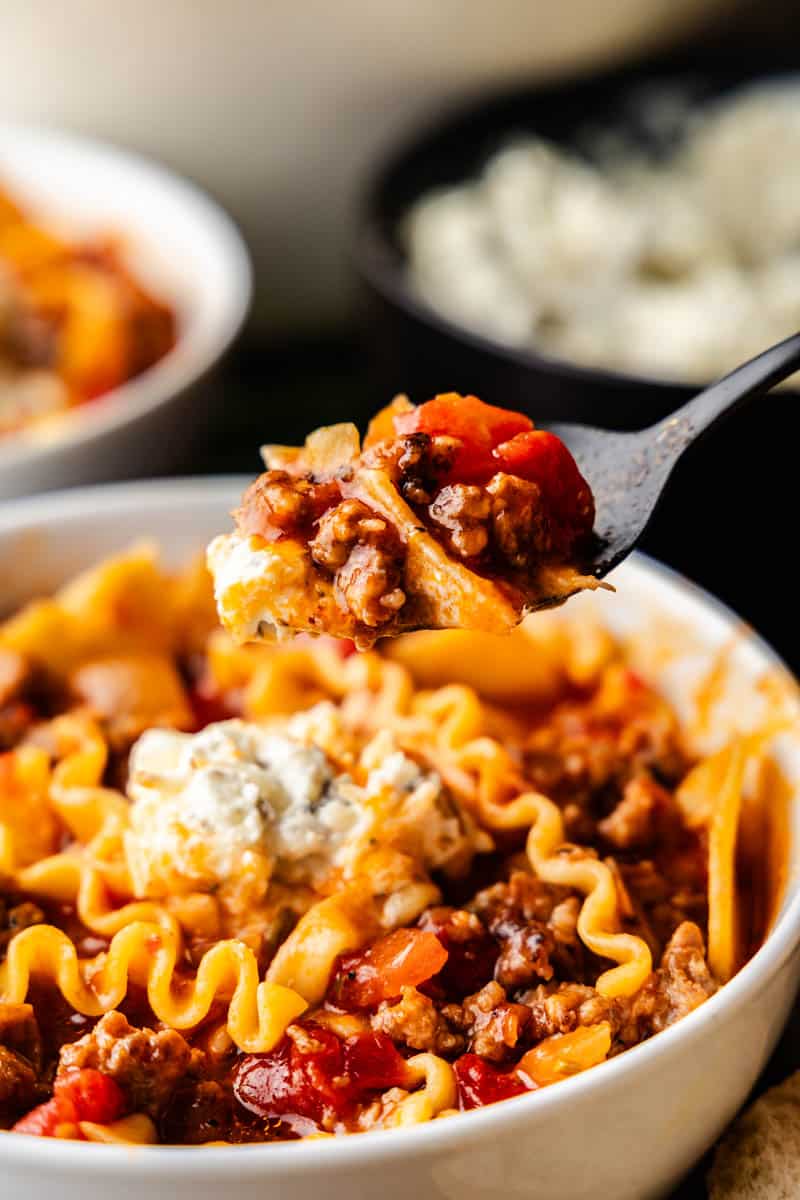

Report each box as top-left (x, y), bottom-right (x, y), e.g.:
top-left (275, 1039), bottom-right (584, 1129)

top-left (209, 393), bottom-right (603, 649)
top-left (0, 546), bottom-right (788, 1144)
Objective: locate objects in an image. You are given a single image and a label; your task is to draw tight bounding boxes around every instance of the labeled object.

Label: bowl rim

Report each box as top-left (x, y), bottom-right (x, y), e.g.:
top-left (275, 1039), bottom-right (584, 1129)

top-left (0, 124), bottom-right (252, 472)
top-left (351, 62), bottom-right (800, 401)
top-left (1, 475), bottom-right (799, 1175)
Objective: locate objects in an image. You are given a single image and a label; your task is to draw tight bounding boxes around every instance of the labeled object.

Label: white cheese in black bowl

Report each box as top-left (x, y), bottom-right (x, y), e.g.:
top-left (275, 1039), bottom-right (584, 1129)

top-left (351, 53), bottom-right (800, 673)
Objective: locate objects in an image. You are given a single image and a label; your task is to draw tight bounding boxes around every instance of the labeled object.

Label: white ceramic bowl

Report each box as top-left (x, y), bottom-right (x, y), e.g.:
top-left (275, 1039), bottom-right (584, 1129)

top-left (1, 478), bottom-right (799, 1200)
top-left (0, 127), bottom-right (251, 499)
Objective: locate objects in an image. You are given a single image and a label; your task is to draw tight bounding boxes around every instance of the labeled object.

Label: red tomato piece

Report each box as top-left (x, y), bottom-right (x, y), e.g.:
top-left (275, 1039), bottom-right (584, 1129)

top-left (12, 1099), bottom-right (66, 1138)
top-left (394, 394), bottom-right (532, 447)
top-left (417, 910), bottom-right (499, 999)
top-left (233, 1026), bottom-right (409, 1126)
top-left (329, 928), bottom-right (449, 1010)
top-left (13, 1069), bottom-right (126, 1138)
top-left (454, 1054), bottom-right (530, 1110)
top-left (55, 1068), bottom-right (127, 1124)
top-left (234, 1036), bottom-right (297, 1119)
top-left (493, 430), bottom-right (595, 551)
top-left (394, 394), bottom-right (533, 483)
top-left (343, 1031), bottom-right (411, 1092)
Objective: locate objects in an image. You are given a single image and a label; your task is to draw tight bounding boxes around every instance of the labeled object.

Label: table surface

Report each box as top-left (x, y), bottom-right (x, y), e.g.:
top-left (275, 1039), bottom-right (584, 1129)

top-left (185, 338), bottom-right (800, 1197)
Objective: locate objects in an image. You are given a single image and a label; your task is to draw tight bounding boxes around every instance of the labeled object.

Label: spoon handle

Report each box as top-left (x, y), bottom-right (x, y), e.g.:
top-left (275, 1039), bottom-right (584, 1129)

top-left (648, 330), bottom-right (800, 459)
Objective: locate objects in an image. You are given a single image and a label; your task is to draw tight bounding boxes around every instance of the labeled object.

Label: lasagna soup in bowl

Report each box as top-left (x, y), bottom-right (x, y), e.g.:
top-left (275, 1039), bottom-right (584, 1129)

top-left (0, 479), bottom-right (798, 1200)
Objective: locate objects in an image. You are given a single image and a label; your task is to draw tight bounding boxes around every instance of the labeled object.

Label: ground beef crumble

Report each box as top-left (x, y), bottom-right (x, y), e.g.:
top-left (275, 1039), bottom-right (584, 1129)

top-left (58, 1011), bottom-right (202, 1118)
top-left (470, 871), bottom-right (582, 983)
top-left (518, 982), bottom-right (623, 1041)
top-left (363, 432), bottom-right (458, 506)
top-left (425, 471), bottom-right (551, 571)
top-left (0, 1003), bottom-right (43, 1121)
top-left (237, 470), bottom-right (339, 541)
top-left (486, 472), bottom-right (549, 566)
top-left (0, 1045), bottom-right (39, 1121)
top-left (371, 986), bottom-right (464, 1055)
top-left (624, 921), bottom-right (718, 1038)
top-left (523, 671), bottom-right (689, 844)
top-left (442, 981), bottom-right (531, 1062)
top-left (490, 913), bottom-right (555, 990)
top-left (428, 485), bottom-right (491, 559)
top-left (618, 855), bottom-right (708, 955)
top-left (309, 499), bottom-right (389, 571)
top-left (333, 542), bottom-right (407, 629)
top-left (308, 498), bottom-right (407, 630)
top-left (598, 772), bottom-right (680, 850)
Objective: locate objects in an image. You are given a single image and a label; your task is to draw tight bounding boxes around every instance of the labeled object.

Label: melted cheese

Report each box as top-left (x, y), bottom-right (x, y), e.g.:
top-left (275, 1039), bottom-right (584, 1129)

top-left (125, 715), bottom-right (474, 898)
top-left (126, 719), bottom-right (376, 895)
top-left (207, 532), bottom-right (315, 642)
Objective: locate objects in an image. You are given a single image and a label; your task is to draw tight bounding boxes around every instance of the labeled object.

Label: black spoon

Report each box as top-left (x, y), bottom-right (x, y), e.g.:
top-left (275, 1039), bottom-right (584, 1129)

top-left (548, 331), bottom-right (800, 581)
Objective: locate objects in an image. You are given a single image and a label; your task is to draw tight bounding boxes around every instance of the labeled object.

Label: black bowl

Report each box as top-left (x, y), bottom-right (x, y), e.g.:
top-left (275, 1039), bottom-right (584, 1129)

top-left (351, 54), bottom-right (800, 668)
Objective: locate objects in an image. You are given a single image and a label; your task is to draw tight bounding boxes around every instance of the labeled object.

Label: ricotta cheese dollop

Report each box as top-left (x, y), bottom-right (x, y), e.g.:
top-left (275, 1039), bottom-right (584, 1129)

top-left (125, 718), bottom-right (374, 896)
top-left (124, 712), bottom-right (475, 899)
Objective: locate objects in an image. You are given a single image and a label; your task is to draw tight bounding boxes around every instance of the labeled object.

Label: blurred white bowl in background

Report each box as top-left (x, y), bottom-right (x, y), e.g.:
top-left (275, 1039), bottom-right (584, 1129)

top-left (0, 0), bottom-right (734, 334)
top-left (0, 124), bottom-right (251, 499)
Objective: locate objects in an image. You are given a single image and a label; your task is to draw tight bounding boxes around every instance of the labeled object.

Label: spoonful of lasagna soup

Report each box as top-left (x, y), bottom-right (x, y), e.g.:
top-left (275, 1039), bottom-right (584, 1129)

top-left (207, 393), bottom-right (601, 650)
top-left (209, 332), bottom-right (800, 649)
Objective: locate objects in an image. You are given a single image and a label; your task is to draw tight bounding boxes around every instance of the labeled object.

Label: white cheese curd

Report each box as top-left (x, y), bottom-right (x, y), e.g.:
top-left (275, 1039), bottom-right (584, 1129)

top-left (126, 718), bottom-right (375, 896)
top-left (206, 532), bottom-right (310, 641)
top-left (282, 702), bottom-right (362, 771)
top-left (207, 532), bottom-right (272, 592)
top-left (367, 748), bottom-right (424, 794)
top-left (124, 716), bottom-right (481, 898)
top-left (406, 82), bottom-right (800, 385)
top-left (360, 729), bottom-right (491, 875)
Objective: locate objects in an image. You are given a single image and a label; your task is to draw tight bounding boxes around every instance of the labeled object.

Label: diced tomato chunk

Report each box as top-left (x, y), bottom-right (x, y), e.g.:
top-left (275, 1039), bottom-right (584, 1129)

top-left (454, 1054), bottom-right (530, 1110)
top-left (13, 1069), bottom-right (126, 1138)
top-left (392, 396), bottom-right (594, 553)
top-left (418, 910), bottom-right (499, 999)
top-left (234, 1036), bottom-right (296, 1119)
top-left (329, 928), bottom-right (449, 1010)
top-left (56, 1067), bottom-right (127, 1123)
top-left (233, 1026), bottom-right (410, 1127)
top-left (343, 1030), bottom-right (412, 1092)
top-left (12, 1100), bottom-right (66, 1138)
top-left (394, 394), bottom-right (532, 448)
top-left (493, 429), bottom-right (594, 552)
top-left (394, 394), bottom-right (533, 483)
